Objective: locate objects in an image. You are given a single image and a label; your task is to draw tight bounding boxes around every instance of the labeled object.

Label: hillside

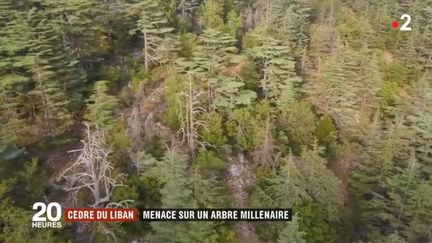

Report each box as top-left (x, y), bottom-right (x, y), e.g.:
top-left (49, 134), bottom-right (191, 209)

top-left (0, 0), bottom-right (431, 242)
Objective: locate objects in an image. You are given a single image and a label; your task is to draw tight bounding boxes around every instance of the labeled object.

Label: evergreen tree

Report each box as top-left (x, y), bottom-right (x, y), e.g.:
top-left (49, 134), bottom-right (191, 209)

top-left (350, 117), bottom-right (413, 238)
top-left (0, 8), bottom-right (34, 144)
top-left (247, 33), bottom-right (302, 109)
top-left (226, 102), bottom-right (270, 151)
top-left (199, 0), bottom-right (224, 31)
top-left (225, 9), bottom-right (242, 36)
top-left (261, 152), bottom-right (310, 208)
top-left (27, 8), bottom-right (87, 97)
top-left (85, 80), bottom-right (119, 131)
top-left (144, 149), bottom-right (223, 242)
top-left (28, 55), bottom-right (73, 137)
top-left (128, 0), bottom-right (174, 71)
top-left (200, 111), bottom-right (227, 146)
top-left (300, 144), bottom-right (341, 218)
top-left (42, 0), bottom-right (109, 59)
top-left (277, 215), bottom-right (306, 243)
top-left (278, 101), bottom-right (317, 153)
top-left (26, 15), bottom-right (75, 137)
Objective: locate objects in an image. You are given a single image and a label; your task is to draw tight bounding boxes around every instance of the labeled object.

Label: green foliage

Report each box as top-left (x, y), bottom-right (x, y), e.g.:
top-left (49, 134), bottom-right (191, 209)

top-left (179, 33), bottom-right (198, 59)
top-left (42, 0), bottom-right (110, 59)
top-left (111, 185), bottom-right (139, 206)
top-left (177, 28), bottom-right (237, 77)
top-left (143, 150), bottom-right (194, 208)
top-left (239, 61), bottom-right (261, 90)
top-left (378, 81), bottom-right (400, 107)
top-left (28, 56), bottom-right (73, 137)
top-left (300, 145), bottom-right (341, 218)
top-left (85, 80), bottom-right (119, 131)
top-left (254, 153), bottom-right (309, 208)
top-left (277, 215), bottom-right (306, 243)
top-left (192, 166), bottom-right (229, 207)
top-left (143, 150), bottom-right (229, 242)
top-left (0, 157), bottom-right (58, 242)
top-left (103, 66), bottom-right (122, 86)
top-left (213, 76), bottom-right (257, 109)
top-left (247, 33), bottom-right (302, 109)
top-left (297, 201), bottom-right (337, 243)
top-left (225, 10), bottom-right (242, 36)
top-left (227, 102), bottom-right (270, 151)
top-left (0, 199), bottom-right (57, 243)
top-left (1, 1), bottom-right (432, 242)
top-left (199, 0), bottom-right (225, 31)
top-left (196, 147), bottom-right (228, 171)
top-left (127, 0), bottom-right (174, 70)
top-left (164, 69), bottom-right (184, 129)
top-left (200, 111), bottom-right (227, 146)
top-left (243, 26), bottom-right (266, 50)
top-left (278, 101), bottom-right (317, 154)
top-left (336, 8), bottom-right (373, 50)
top-left (315, 115), bottom-right (337, 148)
top-left (266, 0), bottom-right (311, 58)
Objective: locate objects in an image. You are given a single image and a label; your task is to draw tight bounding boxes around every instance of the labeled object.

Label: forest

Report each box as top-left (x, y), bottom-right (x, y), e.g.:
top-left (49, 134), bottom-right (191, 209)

top-left (0, 0), bottom-right (431, 242)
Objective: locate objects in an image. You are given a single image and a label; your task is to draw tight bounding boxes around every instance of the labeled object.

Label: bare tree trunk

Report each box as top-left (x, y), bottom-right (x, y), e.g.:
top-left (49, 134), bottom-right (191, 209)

top-left (187, 73), bottom-right (195, 157)
top-left (143, 31), bottom-right (149, 71)
top-left (301, 46), bottom-right (307, 74)
top-left (178, 72), bottom-right (207, 158)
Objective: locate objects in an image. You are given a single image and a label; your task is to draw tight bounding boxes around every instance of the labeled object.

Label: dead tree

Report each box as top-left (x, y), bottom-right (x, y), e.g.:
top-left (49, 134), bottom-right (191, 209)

top-left (253, 117), bottom-right (276, 168)
top-left (58, 124), bottom-right (132, 208)
top-left (177, 72), bottom-right (207, 158)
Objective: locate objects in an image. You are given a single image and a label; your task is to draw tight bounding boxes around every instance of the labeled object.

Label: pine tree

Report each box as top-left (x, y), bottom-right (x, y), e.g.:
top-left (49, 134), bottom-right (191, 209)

top-left (28, 56), bottom-right (73, 137)
top-left (263, 152), bottom-right (310, 208)
top-left (192, 166), bottom-right (228, 207)
top-left (278, 101), bottom-right (317, 153)
top-left (85, 80), bottom-right (119, 132)
top-left (247, 33), bottom-right (302, 109)
top-left (128, 0), bottom-right (174, 71)
top-left (0, 7), bottom-right (34, 144)
top-left (180, 28), bottom-right (237, 76)
top-left (266, 0), bottom-right (311, 60)
top-left (164, 68), bottom-right (185, 129)
top-left (213, 76), bottom-right (257, 110)
top-left (27, 17), bottom-right (74, 137)
top-left (27, 8), bottom-right (87, 97)
top-left (252, 117), bottom-right (277, 168)
top-left (225, 9), bottom-right (242, 36)
top-left (177, 28), bottom-right (238, 110)
top-left (226, 102), bottom-right (269, 151)
top-left (145, 150), bottom-right (222, 243)
top-left (405, 79), bottom-right (432, 177)
top-left (350, 117), bottom-right (413, 237)
top-left (199, 0), bottom-right (224, 31)
top-left (200, 111), bottom-right (227, 146)
top-left (42, 0), bottom-right (109, 59)
top-left (300, 144), bottom-right (341, 218)
top-left (277, 215), bottom-right (306, 243)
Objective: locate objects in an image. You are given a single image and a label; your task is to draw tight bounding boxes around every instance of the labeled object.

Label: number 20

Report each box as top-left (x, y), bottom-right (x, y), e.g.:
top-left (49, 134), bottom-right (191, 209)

top-left (32, 202), bottom-right (62, 222)
top-left (400, 14), bottom-right (412, 31)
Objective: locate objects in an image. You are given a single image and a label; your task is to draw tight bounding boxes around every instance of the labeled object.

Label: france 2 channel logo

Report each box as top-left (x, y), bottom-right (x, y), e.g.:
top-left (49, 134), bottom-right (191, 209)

top-left (31, 202), bottom-right (62, 228)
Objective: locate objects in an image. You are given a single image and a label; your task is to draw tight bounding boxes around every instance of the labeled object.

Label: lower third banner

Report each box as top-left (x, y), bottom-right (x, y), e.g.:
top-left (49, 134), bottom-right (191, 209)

top-left (139, 208), bottom-right (292, 221)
